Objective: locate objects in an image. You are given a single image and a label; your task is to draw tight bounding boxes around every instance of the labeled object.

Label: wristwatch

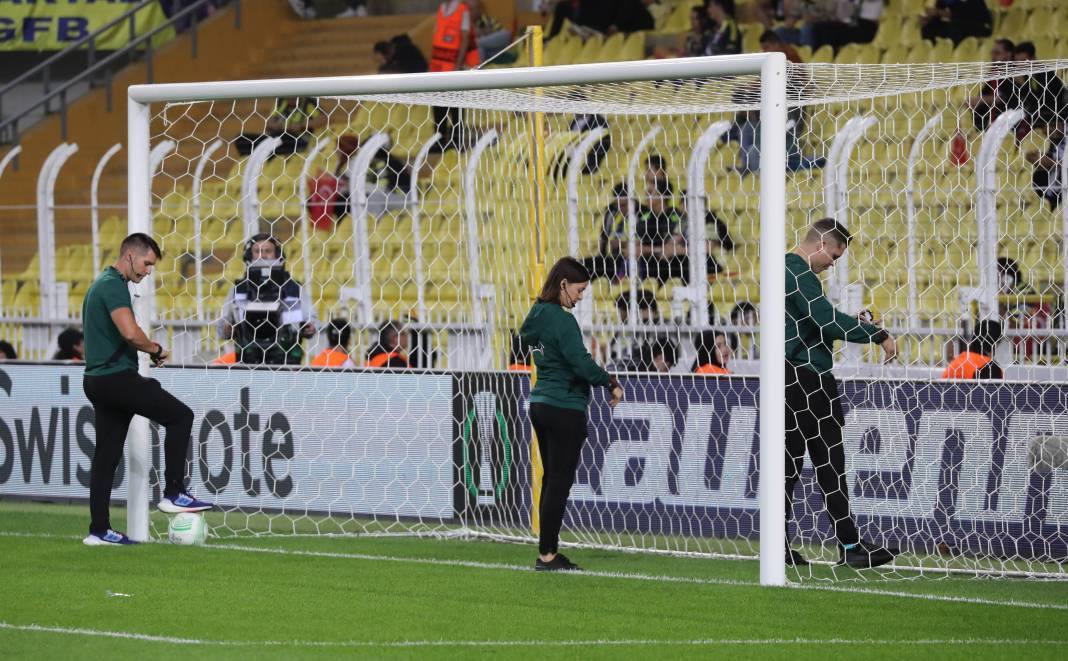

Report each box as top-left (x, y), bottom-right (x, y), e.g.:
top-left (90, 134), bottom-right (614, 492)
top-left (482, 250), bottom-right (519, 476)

top-left (150, 343), bottom-right (164, 362)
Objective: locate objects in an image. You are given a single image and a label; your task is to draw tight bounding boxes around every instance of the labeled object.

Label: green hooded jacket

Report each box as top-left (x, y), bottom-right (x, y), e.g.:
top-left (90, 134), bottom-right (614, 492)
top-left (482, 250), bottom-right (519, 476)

top-left (786, 252), bottom-right (888, 374)
top-left (519, 299), bottom-right (612, 411)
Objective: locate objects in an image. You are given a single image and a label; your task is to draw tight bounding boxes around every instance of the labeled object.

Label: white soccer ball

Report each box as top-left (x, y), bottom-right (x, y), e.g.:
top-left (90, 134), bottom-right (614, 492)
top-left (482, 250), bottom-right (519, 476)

top-left (167, 512), bottom-right (208, 546)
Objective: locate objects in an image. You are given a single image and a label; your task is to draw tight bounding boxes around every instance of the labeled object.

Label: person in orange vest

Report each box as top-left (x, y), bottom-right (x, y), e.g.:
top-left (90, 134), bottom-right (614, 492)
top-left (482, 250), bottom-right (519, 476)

top-left (943, 319), bottom-right (1003, 380)
top-left (366, 320), bottom-right (410, 369)
top-left (693, 329), bottom-right (732, 375)
top-left (312, 319), bottom-right (356, 368)
top-left (211, 351), bottom-right (237, 365)
top-left (430, 1), bottom-right (479, 151)
top-left (507, 331), bottom-right (532, 372)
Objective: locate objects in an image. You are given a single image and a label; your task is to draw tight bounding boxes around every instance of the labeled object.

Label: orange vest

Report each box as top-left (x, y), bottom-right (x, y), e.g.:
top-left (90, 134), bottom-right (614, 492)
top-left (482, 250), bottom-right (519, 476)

top-left (507, 363), bottom-right (532, 372)
top-left (312, 348), bottom-right (351, 368)
top-left (211, 351), bottom-right (236, 365)
top-left (942, 352), bottom-right (993, 380)
top-left (367, 351), bottom-right (408, 368)
top-left (695, 363), bottom-right (730, 375)
top-left (430, 2), bottom-right (479, 72)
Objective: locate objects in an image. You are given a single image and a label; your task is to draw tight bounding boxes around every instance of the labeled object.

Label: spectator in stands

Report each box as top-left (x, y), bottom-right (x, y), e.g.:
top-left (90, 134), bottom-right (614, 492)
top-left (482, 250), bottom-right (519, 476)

top-left (996, 256), bottom-right (1052, 361)
top-left (0, 339), bottom-right (16, 360)
top-left (235, 97), bottom-right (325, 158)
top-left (1027, 116), bottom-right (1066, 210)
top-left (942, 319), bottom-right (1003, 380)
top-left (568, 113), bottom-right (611, 175)
top-left (729, 300), bottom-right (758, 357)
top-left (52, 328), bottom-right (84, 361)
top-left (616, 289), bottom-right (661, 324)
top-left (770, 0), bottom-right (805, 46)
top-left (636, 171), bottom-right (688, 285)
top-left (469, 0), bottom-right (513, 63)
top-left (367, 320), bottom-right (410, 368)
top-left (683, 4), bottom-right (712, 57)
top-left (693, 329), bottom-right (732, 374)
top-left (582, 183), bottom-right (637, 282)
top-left (315, 135), bottom-right (410, 222)
top-left (1013, 42), bottom-right (1068, 138)
top-left (967, 39), bottom-right (1016, 132)
top-left (373, 35), bottom-right (429, 74)
top-left (607, 0), bottom-right (656, 36)
top-left (507, 331), bottom-right (532, 372)
top-left (614, 336), bottom-right (678, 372)
top-left (703, 0), bottom-right (742, 56)
top-left (678, 189), bottom-right (731, 276)
top-left (311, 319), bottom-right (356, 368)
top-left (920, 0), bottom-right (992, 45)
top-left (801, 0), bottom-right (883, 52)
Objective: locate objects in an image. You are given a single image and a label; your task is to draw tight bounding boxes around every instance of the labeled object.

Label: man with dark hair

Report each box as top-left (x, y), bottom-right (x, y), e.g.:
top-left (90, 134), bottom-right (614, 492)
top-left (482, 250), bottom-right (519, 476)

top-left (1013, 42), bottom-right (1068, 137)
top-left (785, 218), bottom-right (898, 568)
top-left (53, 327), bottom-right (84, 361)
top-left (311, 318), bottom-right (355, 368)
top-left (373, 35), bottom-right (429, 74)
top-left (581, 183), bottom-right (641, 282)
top-left (615, 288), bottom-right (660, 325)
top-left (967, 39), bottom-right (1017, 132)
top-left (220, 234), bottom-right (317, 365)
top-left (943, 320), bottom-right (1003, 380)
top-left (81, 233), bottom-right (211, 546)
top-left (920, 0), bottom-right (992, 45)
top-left (0, 339), bottom-right (16, 360)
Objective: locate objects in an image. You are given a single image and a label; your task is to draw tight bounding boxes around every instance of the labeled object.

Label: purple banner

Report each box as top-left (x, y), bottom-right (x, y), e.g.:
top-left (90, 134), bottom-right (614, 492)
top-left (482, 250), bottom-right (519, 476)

top-left (511, 376), bottom-right (1068, 562)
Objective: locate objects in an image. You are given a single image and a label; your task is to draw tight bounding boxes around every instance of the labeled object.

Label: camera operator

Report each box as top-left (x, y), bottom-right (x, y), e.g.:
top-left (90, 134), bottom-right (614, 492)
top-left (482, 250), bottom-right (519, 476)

top-left (220, 234), bottom-right (317, 365)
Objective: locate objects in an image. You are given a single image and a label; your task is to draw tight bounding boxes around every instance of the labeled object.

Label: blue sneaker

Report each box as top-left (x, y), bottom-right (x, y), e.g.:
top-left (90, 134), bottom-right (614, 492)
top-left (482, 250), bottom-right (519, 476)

top-left (158, 490), bottom-right (213, 514)
top-left (83, 529), bottom-right (138, 546)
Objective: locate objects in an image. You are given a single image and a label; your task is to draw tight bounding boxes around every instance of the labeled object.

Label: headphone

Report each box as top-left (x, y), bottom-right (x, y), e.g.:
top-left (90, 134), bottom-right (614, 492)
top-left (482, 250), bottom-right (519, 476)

top-left (243, 233), bottom-right (284, 264)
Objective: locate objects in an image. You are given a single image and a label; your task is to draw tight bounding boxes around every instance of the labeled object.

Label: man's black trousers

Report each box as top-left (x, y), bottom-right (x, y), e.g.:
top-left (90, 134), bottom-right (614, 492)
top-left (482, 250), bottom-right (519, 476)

top-left (784, 361), bottom-right (860, 546)
top-left (83, 370), bottom-right (194, 535)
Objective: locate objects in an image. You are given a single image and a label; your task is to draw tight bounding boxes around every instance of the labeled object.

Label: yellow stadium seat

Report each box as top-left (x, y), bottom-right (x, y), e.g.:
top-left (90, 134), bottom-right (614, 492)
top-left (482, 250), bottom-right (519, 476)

top-left (575, 35), bottom-right (604, 65)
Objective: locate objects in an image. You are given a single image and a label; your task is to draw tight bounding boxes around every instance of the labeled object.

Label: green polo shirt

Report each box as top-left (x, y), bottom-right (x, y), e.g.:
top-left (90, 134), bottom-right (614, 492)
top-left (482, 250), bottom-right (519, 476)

top-left (82, 267), bottom-right (138, 376)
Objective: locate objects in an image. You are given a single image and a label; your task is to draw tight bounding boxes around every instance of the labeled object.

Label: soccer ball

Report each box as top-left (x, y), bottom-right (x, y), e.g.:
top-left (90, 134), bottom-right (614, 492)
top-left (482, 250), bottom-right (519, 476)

top-left (167, 512), bottom-right (208, 546)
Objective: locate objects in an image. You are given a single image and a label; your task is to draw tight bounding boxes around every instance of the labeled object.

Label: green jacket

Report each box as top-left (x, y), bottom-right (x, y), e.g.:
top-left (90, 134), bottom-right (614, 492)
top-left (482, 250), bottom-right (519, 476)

top-left (785, 252), bottom-right (887, 374)
top-left (520, 299), bottom-right (611, 411)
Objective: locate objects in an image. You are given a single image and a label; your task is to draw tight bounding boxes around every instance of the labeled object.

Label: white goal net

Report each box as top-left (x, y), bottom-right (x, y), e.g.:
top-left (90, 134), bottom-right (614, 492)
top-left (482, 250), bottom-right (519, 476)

top-left (133, 56), bottom-right (1068, 581)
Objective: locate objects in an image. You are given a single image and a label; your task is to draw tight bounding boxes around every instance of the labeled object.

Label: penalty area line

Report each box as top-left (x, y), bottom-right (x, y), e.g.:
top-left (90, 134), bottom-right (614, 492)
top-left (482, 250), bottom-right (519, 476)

top-left (1, 622), bottom-right (1067, 648)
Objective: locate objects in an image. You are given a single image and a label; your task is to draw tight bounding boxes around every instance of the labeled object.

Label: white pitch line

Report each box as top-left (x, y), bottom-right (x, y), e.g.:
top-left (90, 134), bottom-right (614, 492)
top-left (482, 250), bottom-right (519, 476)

top-left (1, 622), bottom-right (1066, 649)
top-left (4, 531), bottom-right (1067, 611)
top-left (209, 542), bottom-right (1068, 611)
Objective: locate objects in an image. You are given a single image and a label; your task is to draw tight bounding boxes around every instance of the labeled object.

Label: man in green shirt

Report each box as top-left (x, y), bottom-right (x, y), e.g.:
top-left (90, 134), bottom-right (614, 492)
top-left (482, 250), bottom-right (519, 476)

top-left (785, 218), bottom-right (898, 569)
top-left (81, 233), bottom-right (211, 546)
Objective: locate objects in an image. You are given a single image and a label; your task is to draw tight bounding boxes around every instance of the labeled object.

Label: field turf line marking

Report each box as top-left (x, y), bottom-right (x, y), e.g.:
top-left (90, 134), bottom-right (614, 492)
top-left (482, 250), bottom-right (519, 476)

top-left (2, 622), bottom-right (1067, 648)
top-left (3, 531), bottom-right (1066, 612)
top-left (209, 542), bottom-right (1068, 611)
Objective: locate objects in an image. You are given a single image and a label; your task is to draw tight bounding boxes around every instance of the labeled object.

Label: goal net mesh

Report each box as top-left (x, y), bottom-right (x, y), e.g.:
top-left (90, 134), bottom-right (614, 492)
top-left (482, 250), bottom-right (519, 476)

top-left (140, 59), bottom-right (1068, 580)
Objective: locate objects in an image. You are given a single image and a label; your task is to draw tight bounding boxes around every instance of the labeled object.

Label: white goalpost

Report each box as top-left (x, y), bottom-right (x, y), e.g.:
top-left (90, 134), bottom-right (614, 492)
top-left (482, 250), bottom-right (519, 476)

top-left (119, 53), bottom-right (1068, 586)
top-left (125, 54), bottom-right (791, 585)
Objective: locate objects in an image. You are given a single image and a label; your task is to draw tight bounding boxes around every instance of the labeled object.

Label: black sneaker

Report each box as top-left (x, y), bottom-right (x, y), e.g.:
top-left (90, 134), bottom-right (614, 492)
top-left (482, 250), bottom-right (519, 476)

top-left (535, 554), bottom-right (582, 572)
top-left (839, 541), bottom-right (897, 569)
top-left (786, 548), bottom-right (809, 566)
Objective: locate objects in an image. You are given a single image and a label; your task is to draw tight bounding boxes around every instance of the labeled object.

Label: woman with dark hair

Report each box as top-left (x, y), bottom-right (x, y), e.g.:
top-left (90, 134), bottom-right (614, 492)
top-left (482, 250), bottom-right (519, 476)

top-left (693, 329), bottom-right (732, 375)
top-left (53, 328), bottom-right (84, 361)
top-left (519, 256), bottom-right (624, 571)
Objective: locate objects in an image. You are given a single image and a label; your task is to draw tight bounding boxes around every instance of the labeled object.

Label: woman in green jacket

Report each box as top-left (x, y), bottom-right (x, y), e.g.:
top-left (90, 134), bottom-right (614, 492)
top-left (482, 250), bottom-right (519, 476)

top-left (520, 257), bottom-right (624, 571)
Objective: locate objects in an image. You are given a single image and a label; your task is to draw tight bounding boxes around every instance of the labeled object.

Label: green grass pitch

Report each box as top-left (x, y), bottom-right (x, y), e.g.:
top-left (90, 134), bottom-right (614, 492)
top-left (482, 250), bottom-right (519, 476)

top-left (1, 501), bottom-right (1066, 660)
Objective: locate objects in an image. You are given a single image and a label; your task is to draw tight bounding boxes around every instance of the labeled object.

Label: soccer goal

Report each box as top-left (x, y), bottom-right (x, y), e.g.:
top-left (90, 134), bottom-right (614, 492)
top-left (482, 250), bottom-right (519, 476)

top-left (127, 48), bottom-right (1068, 585)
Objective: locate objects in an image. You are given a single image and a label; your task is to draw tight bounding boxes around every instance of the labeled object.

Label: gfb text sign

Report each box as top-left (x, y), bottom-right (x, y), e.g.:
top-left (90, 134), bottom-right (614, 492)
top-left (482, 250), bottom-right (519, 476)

top-left (0, 0), bottom-right (170, 51)
top-left (0, 365), bottom-right (454, 519)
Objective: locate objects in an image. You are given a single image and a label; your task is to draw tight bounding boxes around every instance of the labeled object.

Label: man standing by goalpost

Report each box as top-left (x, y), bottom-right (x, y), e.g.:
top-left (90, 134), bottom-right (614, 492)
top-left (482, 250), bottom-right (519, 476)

top-left (81, 233), bottom-right (212, 546)
top-left (785, 219), bottom-right (898, 569)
